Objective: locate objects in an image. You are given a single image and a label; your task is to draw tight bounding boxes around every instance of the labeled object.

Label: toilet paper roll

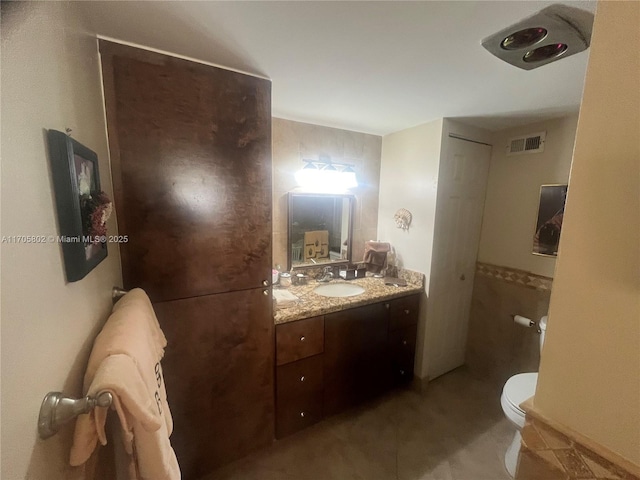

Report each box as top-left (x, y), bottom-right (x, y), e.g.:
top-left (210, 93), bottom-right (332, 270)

top-left (514, 315), bottom-right (534, 327)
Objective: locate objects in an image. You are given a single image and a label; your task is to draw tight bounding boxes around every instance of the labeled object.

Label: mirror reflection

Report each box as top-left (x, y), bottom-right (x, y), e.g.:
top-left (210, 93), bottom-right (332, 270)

top-left (288, 193), bottom-right (354, 268)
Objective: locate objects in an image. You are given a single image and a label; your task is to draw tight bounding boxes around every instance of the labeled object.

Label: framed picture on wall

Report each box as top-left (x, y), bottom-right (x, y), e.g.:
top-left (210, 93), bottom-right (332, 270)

top-left (533, 184), bottom-right (568, 257)
top-left (48, 129), bottom-right (111, 282)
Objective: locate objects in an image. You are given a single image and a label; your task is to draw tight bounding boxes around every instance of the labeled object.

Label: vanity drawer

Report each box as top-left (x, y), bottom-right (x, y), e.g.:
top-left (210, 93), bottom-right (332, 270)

top-left (276, 355), bottom-right (323, 438)
top-left (276, 315), bottom-right (324, 366)
top-left (388, 294), bottom-right (420, 331)
top-left (390, 325), bottom-right (417, 383)
top-left (277, 354), bottom-right (324, 398)
top-left (276, 393), bottom-right (323, 438)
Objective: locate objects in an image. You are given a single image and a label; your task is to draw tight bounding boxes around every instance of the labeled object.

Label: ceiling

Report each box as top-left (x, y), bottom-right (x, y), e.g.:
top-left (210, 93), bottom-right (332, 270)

top-left (80, 1), bottom-right (596, 136)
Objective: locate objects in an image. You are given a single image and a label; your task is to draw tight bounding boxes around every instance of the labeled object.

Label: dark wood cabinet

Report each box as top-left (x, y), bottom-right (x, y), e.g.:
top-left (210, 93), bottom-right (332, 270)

top-left (275, 317), bottom-right (325, 438)
top-left (388, 295), bottom-right (419, 384)
top-left (99, 40), bottom-right (273, 478)
top-left (100, 40), bottom-right (272, 303)
top-left (390, 326), bottom-right (418, 384)
top-left (154, 289), bottom-right (274, 480)
top-left (276, 315), bottom-right (324, 366)
top-left (389, 294), bottom-right (420, 331)
top-left (275, 354), bottom-right (324, 438)
top-left (323, 302), bottom-right (392, 416)
top-left (275, 294), bottom-right (421, 438)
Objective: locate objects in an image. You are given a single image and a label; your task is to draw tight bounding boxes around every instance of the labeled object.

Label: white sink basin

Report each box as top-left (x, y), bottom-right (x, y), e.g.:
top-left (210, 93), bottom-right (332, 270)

top-left (313, 283), bottom-right (365, 298)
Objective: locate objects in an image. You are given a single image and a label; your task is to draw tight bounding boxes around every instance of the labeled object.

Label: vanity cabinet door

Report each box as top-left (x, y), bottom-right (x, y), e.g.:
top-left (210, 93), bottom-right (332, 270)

top-left (323, 302), bottom-right (392, 416)
top-left (154, 288), bottom-right (274, 479)
top-left (276, 354), bottom-right (324, 438)
top-left (390, 326), bottom-right (417, 384)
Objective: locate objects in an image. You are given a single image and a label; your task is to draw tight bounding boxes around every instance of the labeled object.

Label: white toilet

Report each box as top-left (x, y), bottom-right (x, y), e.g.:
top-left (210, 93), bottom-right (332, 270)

top-left (500, 315), bottom-right (547, 477)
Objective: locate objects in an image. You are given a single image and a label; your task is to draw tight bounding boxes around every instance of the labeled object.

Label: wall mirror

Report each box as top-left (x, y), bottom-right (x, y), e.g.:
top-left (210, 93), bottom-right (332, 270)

top-left (288, 193), bottom-right (354, 269)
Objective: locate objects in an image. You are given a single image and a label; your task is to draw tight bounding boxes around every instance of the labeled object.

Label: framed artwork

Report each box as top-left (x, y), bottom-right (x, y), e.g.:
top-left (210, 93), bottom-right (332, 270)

top-left (533, 184), bottom-right (568, 257)
top-left (48, 130), bottom-right (111, 282)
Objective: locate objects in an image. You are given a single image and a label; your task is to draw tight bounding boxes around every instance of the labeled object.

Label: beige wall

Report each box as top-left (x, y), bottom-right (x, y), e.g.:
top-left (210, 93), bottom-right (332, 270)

top-left (478, 115), bottom-right (578, 278)
top-left (1, 3), bottom-right (122, 478)
top-left (377, 119), bottom-right (443, 285)
top-left (535, 0), bottom-right (640, 468)
top-left (272, 118), bottom-right (382, 270)
top-left (377, 119), bottom-right (494, 379)
top-left (377, 119), bottom-right (442, 379)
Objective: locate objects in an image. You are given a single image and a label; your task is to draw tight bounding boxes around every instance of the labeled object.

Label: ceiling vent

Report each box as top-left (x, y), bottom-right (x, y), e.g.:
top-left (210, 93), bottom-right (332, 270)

top-left (507, 131), bottom-right (546, 156)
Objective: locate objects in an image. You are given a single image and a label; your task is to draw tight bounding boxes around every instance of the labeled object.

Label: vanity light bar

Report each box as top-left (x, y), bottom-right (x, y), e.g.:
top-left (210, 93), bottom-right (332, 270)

top-left (296, 158), bottom-right (358, 191)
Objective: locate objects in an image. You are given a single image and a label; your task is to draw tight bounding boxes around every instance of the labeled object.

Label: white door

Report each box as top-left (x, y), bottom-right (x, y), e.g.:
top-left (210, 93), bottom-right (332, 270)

top-left (426, 137), bottom-right (491, 379)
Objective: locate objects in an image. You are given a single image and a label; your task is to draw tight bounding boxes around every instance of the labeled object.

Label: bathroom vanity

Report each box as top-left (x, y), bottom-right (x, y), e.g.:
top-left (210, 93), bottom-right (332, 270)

top-left (273, 276), bottom-right (422, 438)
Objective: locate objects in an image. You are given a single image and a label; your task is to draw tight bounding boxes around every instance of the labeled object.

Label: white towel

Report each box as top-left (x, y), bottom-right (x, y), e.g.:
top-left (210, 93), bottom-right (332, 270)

top-left (273, 289), bottom-right (300, 307)
top-left (70, 288), bottom-right (180, 480)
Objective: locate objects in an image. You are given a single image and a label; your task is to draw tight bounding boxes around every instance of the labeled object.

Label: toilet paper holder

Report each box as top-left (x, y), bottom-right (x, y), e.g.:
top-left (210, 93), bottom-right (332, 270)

top-left (512, 314), bottom-right (542, 334)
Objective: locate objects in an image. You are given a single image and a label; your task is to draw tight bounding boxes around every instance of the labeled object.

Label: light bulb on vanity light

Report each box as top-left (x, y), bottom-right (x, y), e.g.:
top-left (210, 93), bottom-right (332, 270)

top-left (295, 159), bottom-right (358, 192)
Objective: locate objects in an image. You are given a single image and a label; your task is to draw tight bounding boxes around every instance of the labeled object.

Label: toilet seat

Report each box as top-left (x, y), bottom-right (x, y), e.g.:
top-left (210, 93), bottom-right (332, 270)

top-left (503, 372), bottom-right (538, 414)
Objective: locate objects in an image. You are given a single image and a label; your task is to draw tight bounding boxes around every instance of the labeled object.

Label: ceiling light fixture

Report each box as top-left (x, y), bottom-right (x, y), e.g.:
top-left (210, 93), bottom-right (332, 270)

top-left (500, 27), bottom-right (548, 50)
top-left (523, 43), bottom-right (568, 63)
top-left (482, 4), bottom-right (593, 70)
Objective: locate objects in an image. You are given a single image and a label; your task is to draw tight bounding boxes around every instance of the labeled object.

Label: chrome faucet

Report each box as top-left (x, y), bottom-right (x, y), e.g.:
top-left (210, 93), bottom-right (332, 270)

top-left (318, 266), bottom-right (334, 282)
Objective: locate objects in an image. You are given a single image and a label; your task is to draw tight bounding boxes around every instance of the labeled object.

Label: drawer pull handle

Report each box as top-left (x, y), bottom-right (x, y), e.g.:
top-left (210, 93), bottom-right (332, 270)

top-left (300, 412), bottom-right (306, 418)
top-left (262, 280), bottom-right (270, 286)
top-left (385, 303), bottom-right (390, 309)
top-left (399, 369), bottom-right (406, 376)
top-left (402, 340), bottom-right (408, 346)
top-left (300, 376), bottom-right (305, 382)
top-left (263, 290), bottom-right (269, 296)
top-left (300, 335), bottom-right (305, 342)
top-left (404, 309), bottom-right (410, 315)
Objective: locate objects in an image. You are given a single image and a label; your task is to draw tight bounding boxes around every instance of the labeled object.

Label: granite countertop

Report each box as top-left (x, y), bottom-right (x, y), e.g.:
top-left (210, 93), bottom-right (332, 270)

top-left (273, 270), bottom-right (424, 324)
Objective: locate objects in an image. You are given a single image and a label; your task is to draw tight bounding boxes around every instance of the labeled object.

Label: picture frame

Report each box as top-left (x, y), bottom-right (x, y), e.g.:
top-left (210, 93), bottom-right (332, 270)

top-left (48, 129), bottom-right (108, 282)
top-left (532, 184), bottom-right (568, 257)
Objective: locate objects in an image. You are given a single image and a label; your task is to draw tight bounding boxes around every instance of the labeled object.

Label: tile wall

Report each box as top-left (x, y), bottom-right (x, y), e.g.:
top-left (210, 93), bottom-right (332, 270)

top-left (465, 262), bottom-right (552, 385)
top-left (517, 415), bottom-right (639, 480)
top-left (272, 118), bottom-right (382, 270)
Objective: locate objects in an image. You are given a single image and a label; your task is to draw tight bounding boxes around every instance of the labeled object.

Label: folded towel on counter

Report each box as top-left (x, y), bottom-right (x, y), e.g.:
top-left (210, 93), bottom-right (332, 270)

top-left (70, 288), bottom-right (180, 480)
top-left (363, 241), bottom-right (391, 274)
top-left (273, 289), bottom-right (300, 308)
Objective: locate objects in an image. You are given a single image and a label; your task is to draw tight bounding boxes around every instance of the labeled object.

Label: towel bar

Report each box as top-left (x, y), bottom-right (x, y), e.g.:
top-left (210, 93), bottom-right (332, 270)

top-left (112, 286), bottom-right (129, 303)
top-left (38, 390), bottom-right (113, 439)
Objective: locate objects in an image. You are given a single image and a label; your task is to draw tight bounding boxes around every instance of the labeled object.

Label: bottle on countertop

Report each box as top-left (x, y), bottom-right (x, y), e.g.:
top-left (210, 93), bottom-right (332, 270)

top-left (279, 272), bottom-right (292, 287)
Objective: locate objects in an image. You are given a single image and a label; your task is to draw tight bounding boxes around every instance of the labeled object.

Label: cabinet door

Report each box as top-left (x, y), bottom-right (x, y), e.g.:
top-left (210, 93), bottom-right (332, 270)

top-left (323, 302), bottom-right (392, 416)
top-left (100, 41), bottom-right (272, 302)
top-left (154, 288), bottom-right (274, 479)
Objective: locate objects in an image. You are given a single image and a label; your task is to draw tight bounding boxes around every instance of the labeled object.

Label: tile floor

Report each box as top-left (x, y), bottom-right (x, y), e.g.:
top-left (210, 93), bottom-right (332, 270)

top-left (202, 368), bottom-right (514, 480)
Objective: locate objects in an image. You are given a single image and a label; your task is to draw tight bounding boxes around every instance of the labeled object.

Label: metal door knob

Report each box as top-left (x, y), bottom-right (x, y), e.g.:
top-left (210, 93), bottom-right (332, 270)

top-left (402, 340), bottom-right (408, 346)
top-left (300, 335), bottom-right (305, 342)
top-left (262, 280), bottom-right (270, 286)
top-left (300, 412), bottom-right (306, 418)
top-left (404, 309), bottom-right (410, 314)
top-left (385, 303), bottom-right (390, 309)
top-left (263, 290), bottom-right (269, 296)
top-left (300, 376), bottom-right (305, 382)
